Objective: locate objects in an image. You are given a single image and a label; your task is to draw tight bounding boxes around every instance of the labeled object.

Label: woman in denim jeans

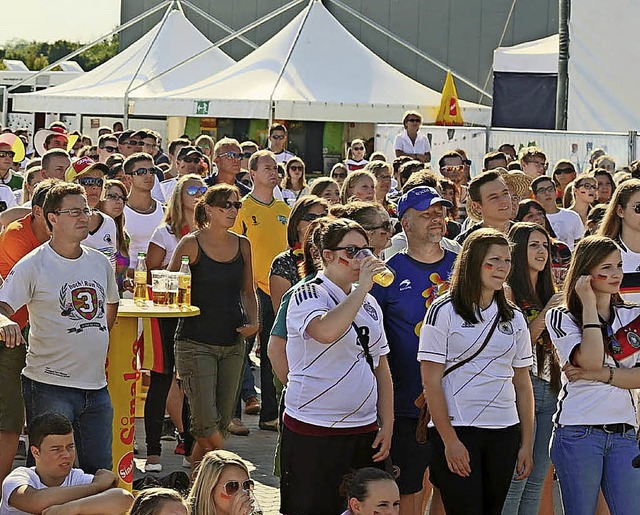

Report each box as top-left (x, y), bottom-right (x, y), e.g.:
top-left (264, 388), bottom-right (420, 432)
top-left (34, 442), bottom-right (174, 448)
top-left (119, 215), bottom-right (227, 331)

top-left (546, 236), bottom-right (640, 515)
top-left (502, 222), bottom-right (563, 515)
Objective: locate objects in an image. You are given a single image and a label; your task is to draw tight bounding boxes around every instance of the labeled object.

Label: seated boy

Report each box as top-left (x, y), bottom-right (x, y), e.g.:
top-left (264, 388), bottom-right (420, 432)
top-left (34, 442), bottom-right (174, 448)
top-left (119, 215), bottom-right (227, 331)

top-left (1, 412), bottom-right (133, 515)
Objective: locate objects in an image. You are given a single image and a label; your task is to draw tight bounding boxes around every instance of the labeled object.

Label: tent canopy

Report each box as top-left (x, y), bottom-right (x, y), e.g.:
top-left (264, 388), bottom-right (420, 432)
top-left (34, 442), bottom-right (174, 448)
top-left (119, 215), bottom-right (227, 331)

top-left (12, 9), bottom-right (235, 116)
top-left (493, 35), bottom-right (559, 74)
top-left (131, 0), bottom-right (490, 125)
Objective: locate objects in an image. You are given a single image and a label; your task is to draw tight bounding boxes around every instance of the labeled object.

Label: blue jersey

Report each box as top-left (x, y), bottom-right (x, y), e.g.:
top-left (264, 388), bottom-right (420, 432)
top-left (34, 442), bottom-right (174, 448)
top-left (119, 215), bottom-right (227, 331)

top-left (371, 250), bottom-right (457, 418)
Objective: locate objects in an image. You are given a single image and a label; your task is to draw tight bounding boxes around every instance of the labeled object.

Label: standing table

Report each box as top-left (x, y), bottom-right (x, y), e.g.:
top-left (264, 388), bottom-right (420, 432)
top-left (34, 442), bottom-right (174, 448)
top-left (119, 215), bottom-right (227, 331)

top-left (107, 299), bottom-right (199, 490)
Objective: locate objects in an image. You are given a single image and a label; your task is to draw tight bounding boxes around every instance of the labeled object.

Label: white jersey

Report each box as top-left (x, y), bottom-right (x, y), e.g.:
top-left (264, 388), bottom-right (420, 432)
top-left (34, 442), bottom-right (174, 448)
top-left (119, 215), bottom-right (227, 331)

top-left (124, 201), bottom-right (164, 268)
top-left (393, 130), bottom-right (431, 156)
top-left (418, 295), bottom-right (533, 428)
top-left (82, 212), bottom-right (117, 270)
top-left (546, 208), bottom-right (584, 250)
top-left (151, 174), bottom-right (166, 202)
top-left (1, 467), bottom-right (94, 515)
top-left (159, 177), bottom-right (177, 201)
top-left (0, 184), bottom-right (17, 212)
top-left (618, 237), bottom-right (640, 304)
top-left (149, 224), bottom-right (180, 268)
top-left (546, 305), bottom-right (640, 427)
top-left (285, 272), bottom-right (389, 428)
top-left (272, 149), bottom-right (296, 164)
top-left (0, 243), bottom-right (119, 389)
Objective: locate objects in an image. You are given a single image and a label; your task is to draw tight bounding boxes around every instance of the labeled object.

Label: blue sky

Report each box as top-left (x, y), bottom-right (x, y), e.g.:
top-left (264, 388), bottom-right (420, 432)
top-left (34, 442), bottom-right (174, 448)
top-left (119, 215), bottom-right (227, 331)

top-left (1, 0), bottom-right (121, 44)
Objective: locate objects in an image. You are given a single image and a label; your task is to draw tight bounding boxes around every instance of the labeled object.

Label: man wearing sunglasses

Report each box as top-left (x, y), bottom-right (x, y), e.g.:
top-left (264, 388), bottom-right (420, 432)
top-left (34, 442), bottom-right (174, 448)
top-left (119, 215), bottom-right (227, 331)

top-left (160, 145), bottom-right (203, 200)
top-left (267, 123), bottom-right (295, 164)
top-left (206, 138), bottom-right (251, 196)
top-left (0, 182), bottom-right (120, 474)
top-left (97, 134), bottom-right (119, 164)
top-left (532, 175), bottom-right (584, 250)
top-left (117, 130), bottom-right (144, 158)
top-left (232, 150), bottom-right (290, 432)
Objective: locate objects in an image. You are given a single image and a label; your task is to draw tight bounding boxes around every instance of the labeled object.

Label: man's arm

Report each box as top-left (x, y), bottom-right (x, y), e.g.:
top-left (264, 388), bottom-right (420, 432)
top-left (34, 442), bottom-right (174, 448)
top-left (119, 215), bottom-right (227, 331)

top-left (0, 301), bottom-right (23, 348)
top-left (106, 303), bottom-right (118, 331)
top-left (42, 488), bottom-right (134, 515)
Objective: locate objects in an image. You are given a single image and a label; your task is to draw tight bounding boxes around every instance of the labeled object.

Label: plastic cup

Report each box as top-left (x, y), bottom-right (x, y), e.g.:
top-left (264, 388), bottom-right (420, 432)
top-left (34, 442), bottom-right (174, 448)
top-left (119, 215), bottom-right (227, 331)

top-left (151, 270), bottom-right (169, 306)
top-left (353, 248), bottom-right (395, 287)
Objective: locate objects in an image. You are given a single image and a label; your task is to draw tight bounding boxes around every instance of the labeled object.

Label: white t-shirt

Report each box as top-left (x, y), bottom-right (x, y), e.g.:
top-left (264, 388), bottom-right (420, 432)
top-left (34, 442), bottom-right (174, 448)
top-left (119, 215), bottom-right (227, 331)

top-left (285, 272), bottom-right (389, 428)
top-left (281, 186), bottom-right (310, 208)
top-left (149, 224), bottom-right (180, 268)
top-left (0, 184), bottom-right (17, 212)
top-left (82, 213), bottom-right (117, 271)
top-left (418, 295), bottom-right (533, 428)
top-left (0, 243), bottom-right (119, 389)
top-left (618, 237), bottom-right (640, 304)
top-left (124, 202), bottom-right (164, 268)
top-left (546, 208), bottom-right (584, 250)
top-left (272, 149), bottom-right (296, 164)
top-left (1, 467), bottom-right (94, 515)
top-left (159, 177), bottom-right (177, 201)
top-left (546, 305), bottom-right (640, 427)
top-left (151, 174), bottom-right (166, 203)
top-left (393, 129), bottom-right (431, 157)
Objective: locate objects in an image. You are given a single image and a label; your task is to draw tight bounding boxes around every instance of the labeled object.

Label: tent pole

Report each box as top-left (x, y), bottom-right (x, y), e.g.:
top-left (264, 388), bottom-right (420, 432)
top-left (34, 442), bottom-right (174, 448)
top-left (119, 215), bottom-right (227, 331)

top-left (180, 0), bottom-right (258, 50)
top-left (1, 87), bottom-right (8, 128)
top-left (7, 0), bottom-right (173, 94)
top-left (124, 1), bottom-right (177, 126)
top-left (327, 0), bottom-right (492, 100)
top-left (556, 0), bottom-right (570, 130)
top-left (127, 0), bottom-right (306, 96)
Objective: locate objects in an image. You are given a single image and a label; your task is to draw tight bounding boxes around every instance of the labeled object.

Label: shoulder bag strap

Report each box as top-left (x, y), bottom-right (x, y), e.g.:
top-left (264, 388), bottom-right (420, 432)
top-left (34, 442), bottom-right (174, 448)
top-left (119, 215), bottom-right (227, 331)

top-left (443, 313), bottom-right (501, 378)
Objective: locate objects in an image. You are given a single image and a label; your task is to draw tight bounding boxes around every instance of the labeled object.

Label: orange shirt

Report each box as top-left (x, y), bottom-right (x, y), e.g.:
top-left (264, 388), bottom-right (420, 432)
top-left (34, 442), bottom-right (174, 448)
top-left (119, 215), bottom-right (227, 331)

top-left (0, 215), bottom-right (43, 328)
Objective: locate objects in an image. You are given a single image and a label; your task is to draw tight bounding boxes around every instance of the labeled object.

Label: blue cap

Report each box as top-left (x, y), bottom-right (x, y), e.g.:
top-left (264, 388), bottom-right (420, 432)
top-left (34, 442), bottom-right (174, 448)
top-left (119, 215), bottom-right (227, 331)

top-left (398, 186), bottom-right (453, 219)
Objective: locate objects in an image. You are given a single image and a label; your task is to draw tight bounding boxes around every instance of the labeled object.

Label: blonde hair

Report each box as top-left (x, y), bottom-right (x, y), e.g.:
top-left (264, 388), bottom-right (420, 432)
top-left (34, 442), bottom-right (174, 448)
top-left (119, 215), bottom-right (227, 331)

top-left (164, 174), bottom-right (204, 237)
top-left (340, 170), bottom-right (376, 204)
top-left (187, 450), bottom-right (250, 515)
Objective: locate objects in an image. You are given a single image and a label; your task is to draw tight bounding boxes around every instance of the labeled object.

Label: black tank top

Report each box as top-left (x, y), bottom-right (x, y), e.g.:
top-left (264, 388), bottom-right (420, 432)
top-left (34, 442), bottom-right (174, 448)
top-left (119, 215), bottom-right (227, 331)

top-left (176, 234), bottom-right (244, 345)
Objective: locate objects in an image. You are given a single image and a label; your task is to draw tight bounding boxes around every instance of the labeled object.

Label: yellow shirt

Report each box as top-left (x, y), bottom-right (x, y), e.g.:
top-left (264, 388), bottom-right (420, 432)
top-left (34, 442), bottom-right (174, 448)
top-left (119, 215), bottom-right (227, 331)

top-left (232, 195), bottom-right (290, 295)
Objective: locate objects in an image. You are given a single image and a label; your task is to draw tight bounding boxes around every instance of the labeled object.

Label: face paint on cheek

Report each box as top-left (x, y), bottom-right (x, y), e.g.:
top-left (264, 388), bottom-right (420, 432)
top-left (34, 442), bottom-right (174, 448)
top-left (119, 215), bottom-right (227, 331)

top-left (483, 263), bottom-right (494, 270)
top-left (220, 492), bottom-right (232, 500)
top-left (338, 257), bottom-right (351, 266)
top-left (596, 274), bottom-right (608, 280)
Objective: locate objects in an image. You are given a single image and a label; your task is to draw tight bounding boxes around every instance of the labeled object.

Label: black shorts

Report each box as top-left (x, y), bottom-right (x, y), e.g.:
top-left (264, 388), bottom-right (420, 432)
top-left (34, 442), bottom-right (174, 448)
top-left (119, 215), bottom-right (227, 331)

top-left (280, 424), bottom-right (382, 515)
top-left (391, 416), bottom-right (432, 495)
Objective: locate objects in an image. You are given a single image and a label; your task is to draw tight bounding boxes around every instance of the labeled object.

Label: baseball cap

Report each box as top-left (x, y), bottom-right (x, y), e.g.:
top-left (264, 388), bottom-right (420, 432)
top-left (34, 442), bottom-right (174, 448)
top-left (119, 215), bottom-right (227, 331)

top-left (398, 186), bottom-right (452, 219)
top-left (177, 145), bottom-right (203, 160)
top-left (117, 130), bottom-right (135, 144)
top-left (65, 156), bottom-right (109, 183)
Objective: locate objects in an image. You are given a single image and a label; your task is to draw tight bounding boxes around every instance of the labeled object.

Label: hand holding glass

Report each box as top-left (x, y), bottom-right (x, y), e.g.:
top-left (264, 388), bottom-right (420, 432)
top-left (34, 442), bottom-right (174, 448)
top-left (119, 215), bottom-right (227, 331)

top-left (353, 248), bottom-right (395, 287)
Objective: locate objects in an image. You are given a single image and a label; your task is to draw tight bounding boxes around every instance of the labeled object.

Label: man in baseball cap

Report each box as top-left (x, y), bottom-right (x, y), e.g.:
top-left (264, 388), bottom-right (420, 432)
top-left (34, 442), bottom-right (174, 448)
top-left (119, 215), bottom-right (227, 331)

top-left (398, 185), bottom-right (453, 219)
top-left (160, 145), bottom-right (203, 199)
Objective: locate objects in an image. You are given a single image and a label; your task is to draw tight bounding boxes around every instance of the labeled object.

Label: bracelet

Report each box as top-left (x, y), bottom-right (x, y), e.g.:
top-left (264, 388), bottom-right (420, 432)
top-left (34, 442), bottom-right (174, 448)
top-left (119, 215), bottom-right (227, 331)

top-left (606, 366), bottom-right (615, 385)
top-left (582, 323), bottom-right (601, 330)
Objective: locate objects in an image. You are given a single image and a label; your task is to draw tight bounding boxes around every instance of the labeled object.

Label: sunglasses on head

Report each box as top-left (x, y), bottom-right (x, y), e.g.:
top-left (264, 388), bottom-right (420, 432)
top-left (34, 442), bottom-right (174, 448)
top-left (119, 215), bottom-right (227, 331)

top-left (366, 220), bottom-right (392, 232)
top-left (101, 145), bottom-right (118, 153)
top-left (182, 156), bottom-right (201, 164)
top-left (555, 167), bottom-right (575, 175)
top-left (219, 151), bottom-right (242, 160)
top-left (222, 479), bottom-right (254, 496)
top-left (330, 245), bottom-right (374, 259)
top-left (126, 167), bottom-right (153, 176)
top-left (214, 200), bottom-right (243, 210)
top-left (186, 185), bottom-right (207, 196)
top-left (0, 150), bottom-right (15, 159)
top-left (78, 177), bottom-right (104, 188)
top-left (300, 212), bottom-right (324, 222)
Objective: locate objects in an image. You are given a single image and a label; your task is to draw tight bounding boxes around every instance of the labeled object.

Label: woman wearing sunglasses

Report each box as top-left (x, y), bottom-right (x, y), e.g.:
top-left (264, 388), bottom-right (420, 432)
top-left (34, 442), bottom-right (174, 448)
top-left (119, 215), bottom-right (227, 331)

top-left (598, 179), bottom-right (640, 304)
top-left (169, 184), bottom-right (259, 472)
top-left (552, 160), bottom-right (577, 208)
top-left (280, 157), bottom-right (310, 207)
top-left (567, 175), bottom-right (597, 225)
top-left (281, 218), bottom-right (393, 515)
top-left (345, 139), bottom-right (369, 173)
top-left (546, 236), bottom-right (640, 514)
top-left (331, 201), bottom-right (392, 258)
top-left (187, 450), bottom-right (258, 515)
top-left (142, 174), bottom-right (206, 473)
top-left (331, 162), bottom-right (349, 188)
top-left (394, 111), bottom-right (431, 164)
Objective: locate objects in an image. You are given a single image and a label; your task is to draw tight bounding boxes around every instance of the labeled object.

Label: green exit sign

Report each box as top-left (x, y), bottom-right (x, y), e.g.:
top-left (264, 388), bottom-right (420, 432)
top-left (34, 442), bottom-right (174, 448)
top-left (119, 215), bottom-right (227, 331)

top-left (194, 100), bottom-right (210, 115)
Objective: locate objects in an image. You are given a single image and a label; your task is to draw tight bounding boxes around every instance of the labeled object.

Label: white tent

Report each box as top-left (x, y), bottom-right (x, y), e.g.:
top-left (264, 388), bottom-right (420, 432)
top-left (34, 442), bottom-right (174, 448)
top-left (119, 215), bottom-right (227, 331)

top-left (493, 35), bottom-right (558, 74)
top-left (130, 0), bottom-right (490, 125)
top-left (12, 9), bottom-right (235, 116)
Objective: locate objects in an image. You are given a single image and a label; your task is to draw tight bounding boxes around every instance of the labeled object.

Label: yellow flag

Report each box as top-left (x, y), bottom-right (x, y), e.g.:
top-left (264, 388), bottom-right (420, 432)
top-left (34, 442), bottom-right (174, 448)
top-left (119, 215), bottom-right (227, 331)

top-left (436, 71), bottom-right (464, 126)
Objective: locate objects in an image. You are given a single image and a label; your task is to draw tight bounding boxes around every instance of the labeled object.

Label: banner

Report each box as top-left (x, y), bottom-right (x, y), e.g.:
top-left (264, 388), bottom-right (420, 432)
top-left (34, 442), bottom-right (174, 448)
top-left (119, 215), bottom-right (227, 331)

top-left (436, 72), bottom-right (463, 126)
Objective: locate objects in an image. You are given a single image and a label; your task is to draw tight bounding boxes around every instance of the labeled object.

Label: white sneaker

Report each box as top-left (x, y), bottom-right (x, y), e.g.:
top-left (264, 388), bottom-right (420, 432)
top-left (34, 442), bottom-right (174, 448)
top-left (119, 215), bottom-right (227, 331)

top-left (145, 462), bottom-right (163, 473)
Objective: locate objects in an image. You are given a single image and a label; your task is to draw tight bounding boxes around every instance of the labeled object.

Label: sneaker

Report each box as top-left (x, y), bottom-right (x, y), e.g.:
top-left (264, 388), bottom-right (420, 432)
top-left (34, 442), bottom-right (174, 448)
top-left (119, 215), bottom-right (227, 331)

top-left (174, 441), bottom-right (186, 455)
top-left (228, 418), bottom-right (250, 436)
top-left (15, 440), bottom-right (26, 460)
top-left (145, 461), bottom-right (163, 473)
top-left (244, 396), bottom-right (261, 415)
top-left (160, 418), bottom-right (177, 441)
top-left (258, 419), bottom-right (279, 432)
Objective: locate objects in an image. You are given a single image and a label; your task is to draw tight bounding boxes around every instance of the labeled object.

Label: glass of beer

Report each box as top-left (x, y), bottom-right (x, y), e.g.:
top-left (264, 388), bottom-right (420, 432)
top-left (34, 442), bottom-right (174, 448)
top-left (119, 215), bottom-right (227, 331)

top-left (166, 272), bottom-right (180, 308)
top-left (353, 248), bottom-right (395, 287)
top-left (151, 270), bottom-right (169, 306)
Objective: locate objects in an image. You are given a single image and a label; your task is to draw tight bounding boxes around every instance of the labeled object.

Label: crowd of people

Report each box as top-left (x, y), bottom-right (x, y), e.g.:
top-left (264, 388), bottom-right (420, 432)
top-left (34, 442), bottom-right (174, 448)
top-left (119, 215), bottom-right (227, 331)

top-left (0, 109), bottom-right (639, 515)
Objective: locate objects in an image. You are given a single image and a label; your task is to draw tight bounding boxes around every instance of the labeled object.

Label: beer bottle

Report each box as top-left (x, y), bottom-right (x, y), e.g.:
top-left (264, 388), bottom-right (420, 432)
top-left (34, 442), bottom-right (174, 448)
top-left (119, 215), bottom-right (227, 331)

top-left (178, 256), bottom-right (191, 309)
top-left (133, 252), bottom-right (148, 306)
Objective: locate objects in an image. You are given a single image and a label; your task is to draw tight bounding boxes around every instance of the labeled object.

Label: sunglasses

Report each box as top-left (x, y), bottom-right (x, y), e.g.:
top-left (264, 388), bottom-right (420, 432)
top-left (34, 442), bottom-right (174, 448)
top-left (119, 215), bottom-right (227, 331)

top-left (182, 157), bottom-right (201, 164)
top-left (186, 185), bottom-right (207, 196)
top-left (222, 479), bottom-right (254, 496)
top-left (300, 212), bottom-right (324, 222)
top-left (366, 220), bottom-right (392, 232)
top-left (577, 182), bottom-right (596, 190)
top-left (219, 151), bottom-right (242, 160)
top-left (535, 185), bottom-right (556, 195)
top-left (126, 167), bottom-right (153, 176)
top-left (214, 200), bottom-right (243, 210)
top-left (330, 245), bottom-right (374, 259)
top-left (124, 140), bottom-right (144, 146)
top-left (332, 172), bottom-right (347, 179)
top-left (0, 150), bottom-right (16, 159)
top-left (289, 165), bottom-right (304, 171)
top-left (241, 152), bottom-right (254, 159)
top-left (54, 207), bottom-right (93, 217)
top-left (406, 118), bottom-right (421, 123)
top-left (270, 134), bottom-right (286, 140)
top-left (352, 146), bottom-right (365, 151)
top-left (105, 193), bottom-right (127, 202)
top-left (78, 177), bottom-right (104, 188)
top-left (441, 165), bottom-right (464, 173)
top-left (555, 167), bottom-right (575, 175)
top-left (101, 145), bottom-right (118, 153)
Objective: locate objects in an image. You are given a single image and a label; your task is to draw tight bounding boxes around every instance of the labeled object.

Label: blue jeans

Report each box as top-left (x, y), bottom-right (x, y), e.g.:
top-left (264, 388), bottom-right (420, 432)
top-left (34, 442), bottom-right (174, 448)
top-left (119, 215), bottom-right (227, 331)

top-left (22, 376), bottom-right (113, 474)
top-left (551, 424), bottom-right (640, 515)
top-left (502, 375), bottom-right (556, 515)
